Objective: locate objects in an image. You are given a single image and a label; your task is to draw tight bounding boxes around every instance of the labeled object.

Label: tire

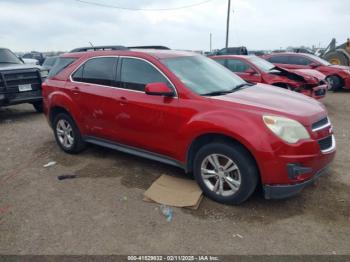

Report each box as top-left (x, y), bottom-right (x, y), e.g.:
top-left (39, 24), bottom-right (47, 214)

top-left (323, 51), bottom-right (349, 66)
top-left (193, 142), bottom-right (258, 205)
top-left (53, 113), bottom-right (86, 154)
top-left (32, 102), bottom-right (43, 113)
top-left (326, 75), bottom-right (343, 91)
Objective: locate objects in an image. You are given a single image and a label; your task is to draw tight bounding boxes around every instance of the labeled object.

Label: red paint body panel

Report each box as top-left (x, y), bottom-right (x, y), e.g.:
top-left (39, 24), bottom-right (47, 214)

top-left (43, 50), bottom-right (336, 188)
top-left (210, 55), bottom-right (327, 99)
top-left (263, 52), bottom-right (350, 89)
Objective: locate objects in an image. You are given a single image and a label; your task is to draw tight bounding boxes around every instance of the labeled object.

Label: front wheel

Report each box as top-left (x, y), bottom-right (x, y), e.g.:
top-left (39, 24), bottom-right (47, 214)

top-left (193, 142), bottom-right (258, 205)
top-left (326, 75), bottom-right (343, 91)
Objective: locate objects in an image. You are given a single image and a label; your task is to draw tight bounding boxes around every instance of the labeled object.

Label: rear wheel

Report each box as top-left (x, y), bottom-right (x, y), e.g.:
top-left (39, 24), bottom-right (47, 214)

top-left (32, 102), bottom-right (43, 113)
top-left (326, 75), bottom-right (343, 91)
top-left (53, 113), bottom-right (86, 154)
top-left (193, 142), bottom-right (258, 205)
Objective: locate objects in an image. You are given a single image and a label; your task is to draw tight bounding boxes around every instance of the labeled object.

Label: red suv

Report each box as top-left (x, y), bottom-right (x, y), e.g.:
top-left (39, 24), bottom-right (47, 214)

top-left (263, 52), bottom-right (350, 91)
top-left (43, 48), bottom-right (336, 204)
top-left (210, 55), bottom-right (327, 99)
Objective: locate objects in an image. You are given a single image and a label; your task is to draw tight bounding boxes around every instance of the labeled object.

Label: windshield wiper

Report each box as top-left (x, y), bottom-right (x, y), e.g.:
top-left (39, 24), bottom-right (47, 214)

top-left (202, 83), bottom-right (255, 96)
top-left (202, 90), bottom-right (233, 96)
top-left (234, 83), bottom-right (255, 90)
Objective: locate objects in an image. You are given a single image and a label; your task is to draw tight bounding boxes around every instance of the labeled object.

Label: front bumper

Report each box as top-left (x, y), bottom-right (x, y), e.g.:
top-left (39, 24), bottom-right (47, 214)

top-left (344, 76), bottom-right (350, 89)
top-left (264, 165), bottom-right (329, 199)
top-left (0, 90), bottom-right (42, 106)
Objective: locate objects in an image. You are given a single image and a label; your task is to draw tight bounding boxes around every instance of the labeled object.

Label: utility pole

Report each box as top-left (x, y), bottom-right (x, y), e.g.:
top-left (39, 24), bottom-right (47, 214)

top-left (210, 33), bottom-right (212, 52)
top-left (225, 0), bottom-right (231, 48)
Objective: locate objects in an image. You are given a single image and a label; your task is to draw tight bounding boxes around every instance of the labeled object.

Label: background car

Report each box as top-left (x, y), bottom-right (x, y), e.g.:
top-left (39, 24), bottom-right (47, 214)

top-left (21, 51), bottom-right (45, 65)
top-left (22, 57), bottom-right (40, 65)
top-left (210, 55), bottom-right (327, 99)
top-left (263, 52), bottom-right (350, 91)
top-left (0, 47), bottom-right (48, 112)
top-left (207, 46), bottom-right (248, 56)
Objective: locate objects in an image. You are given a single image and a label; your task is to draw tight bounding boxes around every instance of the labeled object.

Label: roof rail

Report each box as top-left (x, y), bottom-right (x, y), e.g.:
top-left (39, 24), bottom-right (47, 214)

top-left (70, 45), bottom-right (128, 53)
top-left (128, 45), bottom-right (170, 50)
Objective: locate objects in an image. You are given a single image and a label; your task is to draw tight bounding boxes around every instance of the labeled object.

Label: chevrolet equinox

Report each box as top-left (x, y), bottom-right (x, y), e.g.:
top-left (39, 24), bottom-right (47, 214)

top-left (43, 48), bottom-right (336, 204)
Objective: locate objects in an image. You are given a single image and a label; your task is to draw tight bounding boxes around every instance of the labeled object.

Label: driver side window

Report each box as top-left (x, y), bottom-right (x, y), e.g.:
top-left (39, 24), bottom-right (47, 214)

top-left (120, 58), bottom-right (170, 92)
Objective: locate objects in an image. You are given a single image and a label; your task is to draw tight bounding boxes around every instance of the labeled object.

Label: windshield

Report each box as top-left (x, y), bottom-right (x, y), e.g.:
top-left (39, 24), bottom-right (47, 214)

top-left (161, 55), bottom-right (245, 95)
top-left (304, 54), bottom-right (331, 66)
top-left (0, 49), bottom-right (23, 64)
top-left (247, 56), bottom-right (275, 72)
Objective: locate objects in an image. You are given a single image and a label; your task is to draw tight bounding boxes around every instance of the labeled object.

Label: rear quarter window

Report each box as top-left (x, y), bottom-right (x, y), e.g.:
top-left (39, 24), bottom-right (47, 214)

top-left (48, 57), bottom-right (77, 78)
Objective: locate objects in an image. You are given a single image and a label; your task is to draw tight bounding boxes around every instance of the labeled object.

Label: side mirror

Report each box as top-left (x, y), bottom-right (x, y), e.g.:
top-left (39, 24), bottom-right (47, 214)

top-left (309, 63), bottom-right (319, 68)
top-left (145, 82), bottom-right (175, 97)
top-left (245, 68), bottom-right (257, 75)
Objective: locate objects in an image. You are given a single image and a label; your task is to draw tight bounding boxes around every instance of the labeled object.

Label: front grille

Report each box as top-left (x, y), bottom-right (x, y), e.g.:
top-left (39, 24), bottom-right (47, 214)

top-left (312, 117), bottom-right (330, 131)
top-left (2, 70), bottom-right (41, 92)
top-left (0, 74), bottom-right (4, 90)
top-left (318, 135), bottom-right (334, 152)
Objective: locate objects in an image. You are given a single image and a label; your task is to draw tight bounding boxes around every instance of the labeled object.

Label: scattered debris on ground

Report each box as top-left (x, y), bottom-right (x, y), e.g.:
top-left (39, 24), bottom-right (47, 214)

top-left (159, 204), bottom-right (173, 222)
top-left (57, 174), bottom-right (77, 180)
top-left (43, 161), bottom-right (57, 168)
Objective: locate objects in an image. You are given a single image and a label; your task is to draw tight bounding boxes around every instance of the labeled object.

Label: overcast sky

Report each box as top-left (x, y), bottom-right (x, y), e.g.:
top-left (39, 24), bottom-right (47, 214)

top-left (0, 0), bottom-right (349, 52)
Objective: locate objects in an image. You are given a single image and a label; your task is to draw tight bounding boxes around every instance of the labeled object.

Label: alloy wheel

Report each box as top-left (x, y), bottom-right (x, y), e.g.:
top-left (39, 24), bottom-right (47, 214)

top-left (200, 154), bottom-right (241, 197)
top-left (56, 119), bottom-right (74, 149)
top-left (326, 77), bottom-right (334, 90)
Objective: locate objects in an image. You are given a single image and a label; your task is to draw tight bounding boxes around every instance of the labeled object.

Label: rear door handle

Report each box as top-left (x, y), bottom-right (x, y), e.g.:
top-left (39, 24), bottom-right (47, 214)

top-left (119, 96), bottom-right (127, 106)
top-left (73, 86), bottom-right (80, 95)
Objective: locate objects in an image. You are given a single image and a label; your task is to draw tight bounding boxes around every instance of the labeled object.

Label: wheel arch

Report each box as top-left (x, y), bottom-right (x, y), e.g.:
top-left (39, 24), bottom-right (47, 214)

top-left (49, 106), bottom-right (71, 127)
top-left (185, 133), bottom-right (260, 177)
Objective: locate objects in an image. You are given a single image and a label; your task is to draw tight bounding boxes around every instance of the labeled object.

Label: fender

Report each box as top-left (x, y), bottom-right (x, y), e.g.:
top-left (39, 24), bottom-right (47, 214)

top-left (178, 109), bottom-right (274, 168)
top-left (47, 90), bottom-right (87, 134)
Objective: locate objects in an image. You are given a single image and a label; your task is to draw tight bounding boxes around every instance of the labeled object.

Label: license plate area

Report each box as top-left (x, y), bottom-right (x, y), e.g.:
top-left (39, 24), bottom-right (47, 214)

top-left (18, 84), bottom-right (32, 92)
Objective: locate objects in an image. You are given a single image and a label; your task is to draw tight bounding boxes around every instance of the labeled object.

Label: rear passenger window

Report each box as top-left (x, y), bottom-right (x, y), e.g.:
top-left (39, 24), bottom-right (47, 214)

top-left (226, 59), bottom-right (250, 72)
top-left (289, 56), bottom-right (312, 65)
top-left (120, 58), bottom-right (169, 92)
top-left (72, 57), bottom-right (117, 86)
top-left (267, 55), bottom-right (290, 64)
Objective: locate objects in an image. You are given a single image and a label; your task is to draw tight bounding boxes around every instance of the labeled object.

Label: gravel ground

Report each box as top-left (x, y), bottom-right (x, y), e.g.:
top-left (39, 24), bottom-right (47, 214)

top-left (0, 92), bottom-right (349, 255)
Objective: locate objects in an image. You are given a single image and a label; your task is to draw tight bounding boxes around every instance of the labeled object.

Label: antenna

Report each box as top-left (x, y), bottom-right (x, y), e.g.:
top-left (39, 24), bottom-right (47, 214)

top-left (89, 42), bottom-right (94, 47)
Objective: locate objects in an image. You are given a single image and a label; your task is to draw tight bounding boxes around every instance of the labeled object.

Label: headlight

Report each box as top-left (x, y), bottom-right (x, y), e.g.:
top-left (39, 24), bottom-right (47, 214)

top-left (263, 115), bottom-right (310, 144)
top-left (40, 70), bottom-right (49, 78)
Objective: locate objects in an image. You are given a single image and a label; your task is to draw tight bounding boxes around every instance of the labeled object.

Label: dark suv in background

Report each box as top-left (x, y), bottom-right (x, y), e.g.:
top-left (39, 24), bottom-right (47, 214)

top-left (0, 48), bottom-right (48, 112)
top-left (21, 51), bottom-right (46, 65)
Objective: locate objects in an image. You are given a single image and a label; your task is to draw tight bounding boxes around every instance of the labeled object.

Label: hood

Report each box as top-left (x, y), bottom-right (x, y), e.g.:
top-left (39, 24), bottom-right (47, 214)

top-left (209, 84), bottom-right (326, 125)
top-left (291, 69), bottom-right (326, 81)
top-left (0, 63), bottom-right (42, 71)
top-left (274, 66), bottom-right (319, 83)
